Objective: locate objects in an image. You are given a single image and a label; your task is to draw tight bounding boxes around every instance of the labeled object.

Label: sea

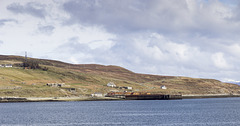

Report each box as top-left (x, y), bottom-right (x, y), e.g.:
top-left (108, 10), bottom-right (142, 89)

top-left (1, 98), bottom-right (240, 126)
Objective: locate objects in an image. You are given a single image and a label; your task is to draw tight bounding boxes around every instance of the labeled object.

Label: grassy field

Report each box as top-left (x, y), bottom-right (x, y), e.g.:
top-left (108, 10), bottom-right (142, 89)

top-left (0, 55), bottom-right (240, 97)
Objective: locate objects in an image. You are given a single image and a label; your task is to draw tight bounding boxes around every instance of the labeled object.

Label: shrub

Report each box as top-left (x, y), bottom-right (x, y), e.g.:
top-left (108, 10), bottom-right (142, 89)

top-left (23, 60), bottom-right (40, 69)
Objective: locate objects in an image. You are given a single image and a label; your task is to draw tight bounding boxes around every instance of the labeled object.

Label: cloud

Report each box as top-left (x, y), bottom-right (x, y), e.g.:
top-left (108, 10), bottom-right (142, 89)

top-left (63, 0), bottom-right (190, 33)
top-left (108, 33), bottom-right (213, 72)
top-left (54, 32), bottom-right (215, 75)
top-left (212, 52), bottom-right (232, 69)
top-left (38, 25), bottom-right (55, 35)
top-left (63, 0), bottom-right (240, 38)
top-left (226, 44), bottom-right (240, 58)
top-left (58, 37), bottom-right (91, 53)
top-left (7, 2), bottom-right (46, 18)
top-left (55, 35), bottom-right (116, 64)
top-left (0, 19), bottom-right (17, 26)
top-left (0, 40), bottom-right (3, 45)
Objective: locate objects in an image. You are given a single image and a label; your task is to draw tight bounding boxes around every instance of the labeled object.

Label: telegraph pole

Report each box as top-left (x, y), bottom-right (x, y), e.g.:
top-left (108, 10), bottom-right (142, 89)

top-left (23, 51), bottom-right (28, 68)
top-left (25, 51), bottom-right (27, 62)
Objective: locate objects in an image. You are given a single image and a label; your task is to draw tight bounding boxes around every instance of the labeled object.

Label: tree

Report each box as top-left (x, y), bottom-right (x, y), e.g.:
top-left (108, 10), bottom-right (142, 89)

top-left (23, 60), bottom-right (40, 69)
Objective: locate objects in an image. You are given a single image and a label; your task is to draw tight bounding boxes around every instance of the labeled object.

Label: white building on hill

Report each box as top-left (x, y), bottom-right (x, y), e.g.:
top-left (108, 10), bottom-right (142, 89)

top-left (0, 64), bottom-right (13, 67)
top-left (91, 93), bottom-right (103, 97)
top-left (161, 85), bottom-right (167, 89)
top-left (107, 82), bottom-right (116, 87)
top-left (5, 64), bottom-right (12, 67)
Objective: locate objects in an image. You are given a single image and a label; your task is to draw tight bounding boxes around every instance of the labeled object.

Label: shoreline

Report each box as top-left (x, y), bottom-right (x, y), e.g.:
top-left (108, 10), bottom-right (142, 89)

top-left (0, 96), bottom-right (123, 103)
top-left (182, 94), bottom-right (240, 99)
top-left (1, 94), bottom-right (240, 103)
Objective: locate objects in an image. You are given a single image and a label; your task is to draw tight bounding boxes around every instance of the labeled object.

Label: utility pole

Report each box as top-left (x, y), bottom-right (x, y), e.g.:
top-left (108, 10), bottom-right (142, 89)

top-left (25, 51), bottom-right (27, 62)
top-left (23, 51), bottom-right (28, 68)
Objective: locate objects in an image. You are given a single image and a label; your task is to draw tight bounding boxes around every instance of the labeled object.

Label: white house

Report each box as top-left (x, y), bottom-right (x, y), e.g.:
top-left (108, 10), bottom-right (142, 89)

top-left (107, 82), bottom-right (116, 87)
top-left (0, 64), bottom-right (4, 67)
top-left (5, 64), bottom-right (12, 67)
top-left (120, 86), bottom-right (133, 90)
top-left (91, 93), bottom-right (103, 97)
top-left (161, 85), bottom-right (167, 89)
top-left (127, 87), bottom-right (133, 90)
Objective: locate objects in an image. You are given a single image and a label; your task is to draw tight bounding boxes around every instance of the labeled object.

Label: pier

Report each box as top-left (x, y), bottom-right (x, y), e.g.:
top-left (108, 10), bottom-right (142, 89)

top-left (106, 92), bottom-right (182, 100)
top-left (125, 94), bottom-right (182, 100)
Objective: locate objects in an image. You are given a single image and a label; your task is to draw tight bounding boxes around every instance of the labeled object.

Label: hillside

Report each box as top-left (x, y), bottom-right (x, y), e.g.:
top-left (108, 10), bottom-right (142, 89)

top-left (0, 55), bottom-right (240, 97)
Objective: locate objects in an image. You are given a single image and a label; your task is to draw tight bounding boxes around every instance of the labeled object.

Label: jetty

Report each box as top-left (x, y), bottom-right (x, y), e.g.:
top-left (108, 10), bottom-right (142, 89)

top-left (125, 94), bottom-right (182, 100)
top-left (106, 92), bottom-right (182, 100)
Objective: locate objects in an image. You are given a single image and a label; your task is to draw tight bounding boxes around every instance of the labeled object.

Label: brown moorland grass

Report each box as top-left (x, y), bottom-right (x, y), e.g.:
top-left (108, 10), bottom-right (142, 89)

top-left (0, 55), bottom-right (240, 97)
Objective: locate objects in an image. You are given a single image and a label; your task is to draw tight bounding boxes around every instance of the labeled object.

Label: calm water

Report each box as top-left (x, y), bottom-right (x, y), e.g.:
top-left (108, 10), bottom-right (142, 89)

top-left (1, 98), bottom-right (240, 126)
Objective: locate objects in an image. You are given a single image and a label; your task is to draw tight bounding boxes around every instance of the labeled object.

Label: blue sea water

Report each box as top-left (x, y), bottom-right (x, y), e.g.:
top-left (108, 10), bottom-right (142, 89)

top-left (1, 98), bottom-right (240, 126)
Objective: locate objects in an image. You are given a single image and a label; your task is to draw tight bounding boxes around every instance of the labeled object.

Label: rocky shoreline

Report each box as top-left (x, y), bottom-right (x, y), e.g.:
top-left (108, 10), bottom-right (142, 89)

top-left (1, 94), bottom-right (240, 103)
top-left (0, 96), bottom-right (122, 103)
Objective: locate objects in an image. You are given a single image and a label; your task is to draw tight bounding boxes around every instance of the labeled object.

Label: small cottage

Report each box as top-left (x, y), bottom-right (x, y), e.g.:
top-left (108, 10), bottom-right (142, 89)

top-left (5, 64), bottom-right (12, 67)
top-left (126, 87), bottom-right (132, 90)
top-left (91, 93), bottom-right (103, 97)
top-left (161, 85), bottom-right (167, 89)
top-left (120, 86), bottom-right (133, 90)
top-left (107, 82), bottom-right (116, 88)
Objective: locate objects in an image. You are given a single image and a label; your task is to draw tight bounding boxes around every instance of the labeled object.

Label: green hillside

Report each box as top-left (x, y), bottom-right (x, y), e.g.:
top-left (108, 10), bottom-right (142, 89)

top-left (0, 55), bottom-right (240, 97)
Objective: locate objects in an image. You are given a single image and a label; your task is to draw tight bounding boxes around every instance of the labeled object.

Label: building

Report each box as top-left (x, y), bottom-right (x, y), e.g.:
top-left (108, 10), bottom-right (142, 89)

top-left (120, 86), bottom-right (133, 90)
top-left (126, 87), bottom-right (132, 90)
top-left (0, 64), bottom-right (13, 67)
top-left (46, 83), bottom-right (65, 87)
top-left (107, 82), bottom-right (116, 87)
top-left (5, 64), bottom-right (12, 67)
top-left (91, 93), bottom-right (103, 97)
top-left (64, 88), bottom-right (76, 93)
top-left (161, 85), bottom-right (167, 89)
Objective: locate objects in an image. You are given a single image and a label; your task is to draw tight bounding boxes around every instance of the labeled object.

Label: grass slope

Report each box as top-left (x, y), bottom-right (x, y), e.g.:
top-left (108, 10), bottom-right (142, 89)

top-left (0, 55), bottom-right (240, 97)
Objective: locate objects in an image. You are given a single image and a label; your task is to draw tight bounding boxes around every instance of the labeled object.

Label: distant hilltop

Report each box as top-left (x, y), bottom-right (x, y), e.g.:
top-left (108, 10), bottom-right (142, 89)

top-left (0, 54), bottom-right (240, 98)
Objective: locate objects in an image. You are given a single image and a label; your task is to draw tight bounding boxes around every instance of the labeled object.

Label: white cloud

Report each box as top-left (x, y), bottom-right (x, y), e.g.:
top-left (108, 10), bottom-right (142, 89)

top-left (0, 40), bottom-right (3, 45)
top-left (212, 52), bottom-right (232, 69)
top-left (226, 44), bottom-right (240, 58)
top-left (37, 25), bottom-right (55, 35)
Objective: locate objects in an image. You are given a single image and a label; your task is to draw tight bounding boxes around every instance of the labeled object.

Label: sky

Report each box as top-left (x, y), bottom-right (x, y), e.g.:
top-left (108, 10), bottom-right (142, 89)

top-left (0, 0), bottom-right (240, 82)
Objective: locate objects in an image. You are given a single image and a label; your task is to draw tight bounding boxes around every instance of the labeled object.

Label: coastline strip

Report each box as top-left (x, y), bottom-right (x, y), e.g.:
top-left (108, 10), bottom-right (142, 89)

top-left (1, 94), bottom-right (240, 103)
top-left (182, 94), bottom-right (240, 99)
